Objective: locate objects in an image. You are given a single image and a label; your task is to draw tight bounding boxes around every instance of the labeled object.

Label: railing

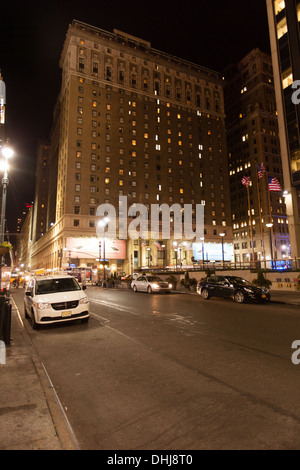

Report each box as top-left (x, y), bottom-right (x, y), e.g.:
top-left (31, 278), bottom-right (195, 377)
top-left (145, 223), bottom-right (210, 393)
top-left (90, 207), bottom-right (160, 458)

top-left (140, 258), bottom-right (300, 273)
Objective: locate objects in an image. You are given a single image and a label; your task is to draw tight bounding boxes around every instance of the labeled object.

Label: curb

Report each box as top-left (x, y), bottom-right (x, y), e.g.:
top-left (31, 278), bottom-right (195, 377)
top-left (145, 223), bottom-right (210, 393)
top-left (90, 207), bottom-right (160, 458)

top-left (11, 299), bottom-right (80, 450)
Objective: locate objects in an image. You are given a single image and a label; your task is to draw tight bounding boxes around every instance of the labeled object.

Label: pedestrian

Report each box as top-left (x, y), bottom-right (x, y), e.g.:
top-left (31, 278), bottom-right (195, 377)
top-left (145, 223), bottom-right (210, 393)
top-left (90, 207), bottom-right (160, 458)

top-left (82, 270), bottom-right (86, 289)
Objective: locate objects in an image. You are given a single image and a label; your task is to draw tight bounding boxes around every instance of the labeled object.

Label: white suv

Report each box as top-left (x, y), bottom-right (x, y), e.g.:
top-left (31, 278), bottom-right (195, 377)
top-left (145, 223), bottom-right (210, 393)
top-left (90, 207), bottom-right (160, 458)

top-left (24, 274), bottom-right (89, 329)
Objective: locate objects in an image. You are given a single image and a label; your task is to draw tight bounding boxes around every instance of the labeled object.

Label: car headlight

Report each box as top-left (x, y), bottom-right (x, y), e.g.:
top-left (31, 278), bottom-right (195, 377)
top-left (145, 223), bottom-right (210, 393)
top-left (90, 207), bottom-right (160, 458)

top-left (168, 284), bottom-right (172, 288)
top-left (244, 288), bottom-right (254, 294)
top-left (36, 301), bottom-right (51, 310)
top-left (79, 297), bottom-right (89, 304)
top-left (152, 283), bottom-right (159, 288)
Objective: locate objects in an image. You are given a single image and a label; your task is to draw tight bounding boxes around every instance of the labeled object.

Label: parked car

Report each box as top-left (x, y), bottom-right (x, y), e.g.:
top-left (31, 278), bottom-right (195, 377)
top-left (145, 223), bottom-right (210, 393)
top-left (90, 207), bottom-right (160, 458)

top-left (131, 275), bottom-right (172, 294)
top-left (24, 274), bottom-right (89, 329)
top-left (197, 275), bottom-right (270, 303)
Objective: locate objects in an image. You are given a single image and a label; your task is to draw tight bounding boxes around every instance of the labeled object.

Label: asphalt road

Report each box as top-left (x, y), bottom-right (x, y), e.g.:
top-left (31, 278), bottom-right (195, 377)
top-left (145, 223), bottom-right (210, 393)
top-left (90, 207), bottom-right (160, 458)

top-left (12, 287), bottom-right (300, 450)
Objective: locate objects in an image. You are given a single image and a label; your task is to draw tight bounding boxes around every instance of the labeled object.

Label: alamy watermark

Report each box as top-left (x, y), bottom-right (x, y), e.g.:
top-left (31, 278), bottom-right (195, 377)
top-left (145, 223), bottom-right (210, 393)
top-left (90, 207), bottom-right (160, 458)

top-left (95, 196), bottom-right (204, 242)
top-left (0, 340), bottom-right (6, 364)
top-left (291, 80), bottom-right (300, 105)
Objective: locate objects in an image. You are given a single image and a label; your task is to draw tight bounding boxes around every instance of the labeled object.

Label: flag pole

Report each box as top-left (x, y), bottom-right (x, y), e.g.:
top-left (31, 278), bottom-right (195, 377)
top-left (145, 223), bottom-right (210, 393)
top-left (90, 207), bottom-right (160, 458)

top-left (246, 184), bottom-right (255, 266)
top-left (266, 173), bottom-right (275, 263)
top-left (255, 164), bottom-right (266, 268)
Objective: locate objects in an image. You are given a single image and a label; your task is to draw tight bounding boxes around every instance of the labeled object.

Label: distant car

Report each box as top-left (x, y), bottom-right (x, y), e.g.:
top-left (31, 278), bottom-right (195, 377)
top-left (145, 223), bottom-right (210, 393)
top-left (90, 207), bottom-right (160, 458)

top-left (197, 275), bottom-right (270, 303)
top-left (131, 275), bottom-right (172, 294)
top-left (24, 274), bottom-right (89, 329)
top-left (121, 273), bottom-right (139, 281)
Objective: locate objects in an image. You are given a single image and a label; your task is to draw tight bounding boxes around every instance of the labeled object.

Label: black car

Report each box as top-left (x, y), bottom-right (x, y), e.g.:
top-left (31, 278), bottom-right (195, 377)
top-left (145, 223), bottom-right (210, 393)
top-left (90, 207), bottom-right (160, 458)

top-left (197, 275), bottom-right (270, 303)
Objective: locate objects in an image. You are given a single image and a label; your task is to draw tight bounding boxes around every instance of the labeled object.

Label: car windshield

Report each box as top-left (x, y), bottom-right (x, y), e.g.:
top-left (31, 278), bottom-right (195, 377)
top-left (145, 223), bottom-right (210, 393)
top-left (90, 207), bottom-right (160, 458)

top-left (147, 276), bottom-right (163, 282)
top-left (226, 277), bottom-right (251, 286)
top-left (36, 277), bottom-right (81, 294)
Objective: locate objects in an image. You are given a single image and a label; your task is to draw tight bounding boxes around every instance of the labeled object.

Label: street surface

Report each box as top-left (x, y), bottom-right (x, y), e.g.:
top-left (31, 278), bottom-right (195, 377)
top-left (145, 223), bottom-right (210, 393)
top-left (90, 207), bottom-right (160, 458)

top-left (12, 287), bottom-right (300, 450)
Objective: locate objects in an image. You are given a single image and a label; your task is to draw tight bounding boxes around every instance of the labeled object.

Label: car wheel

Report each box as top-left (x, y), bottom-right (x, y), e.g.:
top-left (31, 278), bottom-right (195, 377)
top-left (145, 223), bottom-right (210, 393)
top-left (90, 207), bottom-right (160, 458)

top-left (234, 290), bottom-right (245, 303)
top-left (201, 288), bottom-right (209, 300)
top-left (31, 310), bottom-right (40, 330)
top-left (147, 286), bottom-right (152, 294)
top-left (24, 303), bottom-right (29, 319)
top-left (133, 285), bottom-right (137, 292)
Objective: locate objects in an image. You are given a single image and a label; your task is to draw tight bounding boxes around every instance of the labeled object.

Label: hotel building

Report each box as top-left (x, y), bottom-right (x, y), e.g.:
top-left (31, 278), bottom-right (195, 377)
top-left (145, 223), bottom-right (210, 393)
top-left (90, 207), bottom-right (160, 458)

top-left (28, 20), bottom-right (232, 273)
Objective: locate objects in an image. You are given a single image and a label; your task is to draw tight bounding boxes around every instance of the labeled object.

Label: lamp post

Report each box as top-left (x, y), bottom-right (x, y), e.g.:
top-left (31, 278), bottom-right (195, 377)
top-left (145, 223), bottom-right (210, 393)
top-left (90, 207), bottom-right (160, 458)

top-left (147, 247), bottom-right (150, 268)
top-left (0, 145), bottom-right (13, 293)
top-left (173, 241), bottom-right (178, 270)
top-left (200, 237), bottom-right (205, 267)
top-left (98, 217), bottom-right (109, 281)
top-left (161, 244), bottom-right (165, 270)
top-left (266, 222), bottom-right (274, 268)
top-left (0, 146), bottom-right (13, 243)
top-left (219, 232), bottom-right (225, 268)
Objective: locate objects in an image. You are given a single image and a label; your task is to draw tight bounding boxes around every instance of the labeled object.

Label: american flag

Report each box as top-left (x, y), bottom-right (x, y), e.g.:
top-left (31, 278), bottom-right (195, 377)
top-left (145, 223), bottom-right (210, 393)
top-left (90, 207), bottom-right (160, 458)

top-left (153, 240), bottom-right (162, 250)
top-left (257, 162), bottom-right (265, 179)
top-left (268, 176), bottom-right (282, 192)
top-left (241, 176), bottom-right (251, 186)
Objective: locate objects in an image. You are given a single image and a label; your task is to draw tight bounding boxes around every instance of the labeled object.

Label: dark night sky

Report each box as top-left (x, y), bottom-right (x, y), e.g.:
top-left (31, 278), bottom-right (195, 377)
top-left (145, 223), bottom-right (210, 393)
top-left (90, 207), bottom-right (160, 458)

top-left (0, 0), bottom-right (270, 233)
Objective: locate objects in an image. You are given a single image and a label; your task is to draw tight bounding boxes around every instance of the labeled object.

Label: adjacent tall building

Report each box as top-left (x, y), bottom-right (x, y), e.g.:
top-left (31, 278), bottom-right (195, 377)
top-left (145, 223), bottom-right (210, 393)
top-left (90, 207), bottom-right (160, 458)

top-left (27, 20), bottom-right (232, 273)
top-left (266, 0), bottom-right (300, 261)
top-left (224, 49), bottom-right (290, 264)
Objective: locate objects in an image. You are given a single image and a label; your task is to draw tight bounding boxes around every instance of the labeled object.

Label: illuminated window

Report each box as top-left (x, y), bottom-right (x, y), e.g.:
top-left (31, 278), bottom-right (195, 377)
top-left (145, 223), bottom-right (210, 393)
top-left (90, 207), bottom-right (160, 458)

top-left (282, 70), bottom-right (293, 89)
top-left (105, 178), bottom-right (110, 184)
top-left (274, 0), bottom-right (285, 15)
top-left (119, 180), bottom-right (124, 186)
top-left (132, 140), bottom-right (136, 146)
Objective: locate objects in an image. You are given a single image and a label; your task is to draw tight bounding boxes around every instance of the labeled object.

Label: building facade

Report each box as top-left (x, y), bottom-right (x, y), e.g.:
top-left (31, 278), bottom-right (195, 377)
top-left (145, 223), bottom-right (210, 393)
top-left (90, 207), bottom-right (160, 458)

top-left (29, 20), bottom-right (232, 273)
top-left (266, 0), bottom-right (300, 261)
top-left (224, 48), bottom-right (290, 265)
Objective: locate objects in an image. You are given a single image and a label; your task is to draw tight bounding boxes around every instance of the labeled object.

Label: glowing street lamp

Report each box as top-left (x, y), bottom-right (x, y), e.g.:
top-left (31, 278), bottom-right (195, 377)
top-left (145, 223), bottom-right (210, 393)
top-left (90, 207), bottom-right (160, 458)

top-left (219, 232), bottom-right (225, 267)
top-left (266, 222), bottom-right (274, 263)
top-left (0, 145), bottom-right (13, 243)
top-left (98, 217), bottom-right (109, 280)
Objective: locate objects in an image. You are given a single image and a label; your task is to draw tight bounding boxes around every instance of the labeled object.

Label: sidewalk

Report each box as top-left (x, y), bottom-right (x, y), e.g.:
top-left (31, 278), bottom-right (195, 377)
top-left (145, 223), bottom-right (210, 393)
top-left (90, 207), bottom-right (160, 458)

top-left (269, 290), bottom-right (300, 306)
top-left (0, 299), bottom-right (78, 450)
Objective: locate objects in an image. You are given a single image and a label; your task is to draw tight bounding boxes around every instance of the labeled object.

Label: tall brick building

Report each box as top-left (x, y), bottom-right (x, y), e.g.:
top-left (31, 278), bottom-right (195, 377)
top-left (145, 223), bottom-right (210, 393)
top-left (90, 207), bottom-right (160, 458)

top-left (224, 49), bottom-right (289, 265)
top-left (29, 20), bottom-right (232, 273)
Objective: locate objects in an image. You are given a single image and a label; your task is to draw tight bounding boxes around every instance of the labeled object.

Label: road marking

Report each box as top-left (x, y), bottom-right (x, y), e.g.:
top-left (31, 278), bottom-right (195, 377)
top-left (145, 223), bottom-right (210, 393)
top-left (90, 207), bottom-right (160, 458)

top-left (89, 297), bottom-right (140, 316)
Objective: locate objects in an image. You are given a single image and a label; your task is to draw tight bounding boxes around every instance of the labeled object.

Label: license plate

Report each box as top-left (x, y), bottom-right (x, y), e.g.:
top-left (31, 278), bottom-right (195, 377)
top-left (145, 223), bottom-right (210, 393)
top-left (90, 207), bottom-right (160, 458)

top-left (261, 294), bottom-right (266, 298)
top-left (62, 311), bottom-right (72, 317)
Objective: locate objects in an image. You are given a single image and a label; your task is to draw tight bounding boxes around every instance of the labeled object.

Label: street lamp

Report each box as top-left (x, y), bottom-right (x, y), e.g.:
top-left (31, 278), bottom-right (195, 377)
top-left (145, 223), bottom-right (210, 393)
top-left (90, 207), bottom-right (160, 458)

top-left (173, 241), bottom-right (178, 270)
top-left (200, 237), bottom-right (205, 267)
top-left (161, 244), bottom-right (165, 270)
top-left (219, 232), bottom-right (225, 267)
top-left (0, 145), bottom-right (13, 243)
top-left (0, 145), bottom-right (13, 293)
top-left (98, 217), bottom-right (109, 280)
top-left (146, 247), bottom-right (151, 268)
top-left (266, 222), bottom-right (274, 267)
